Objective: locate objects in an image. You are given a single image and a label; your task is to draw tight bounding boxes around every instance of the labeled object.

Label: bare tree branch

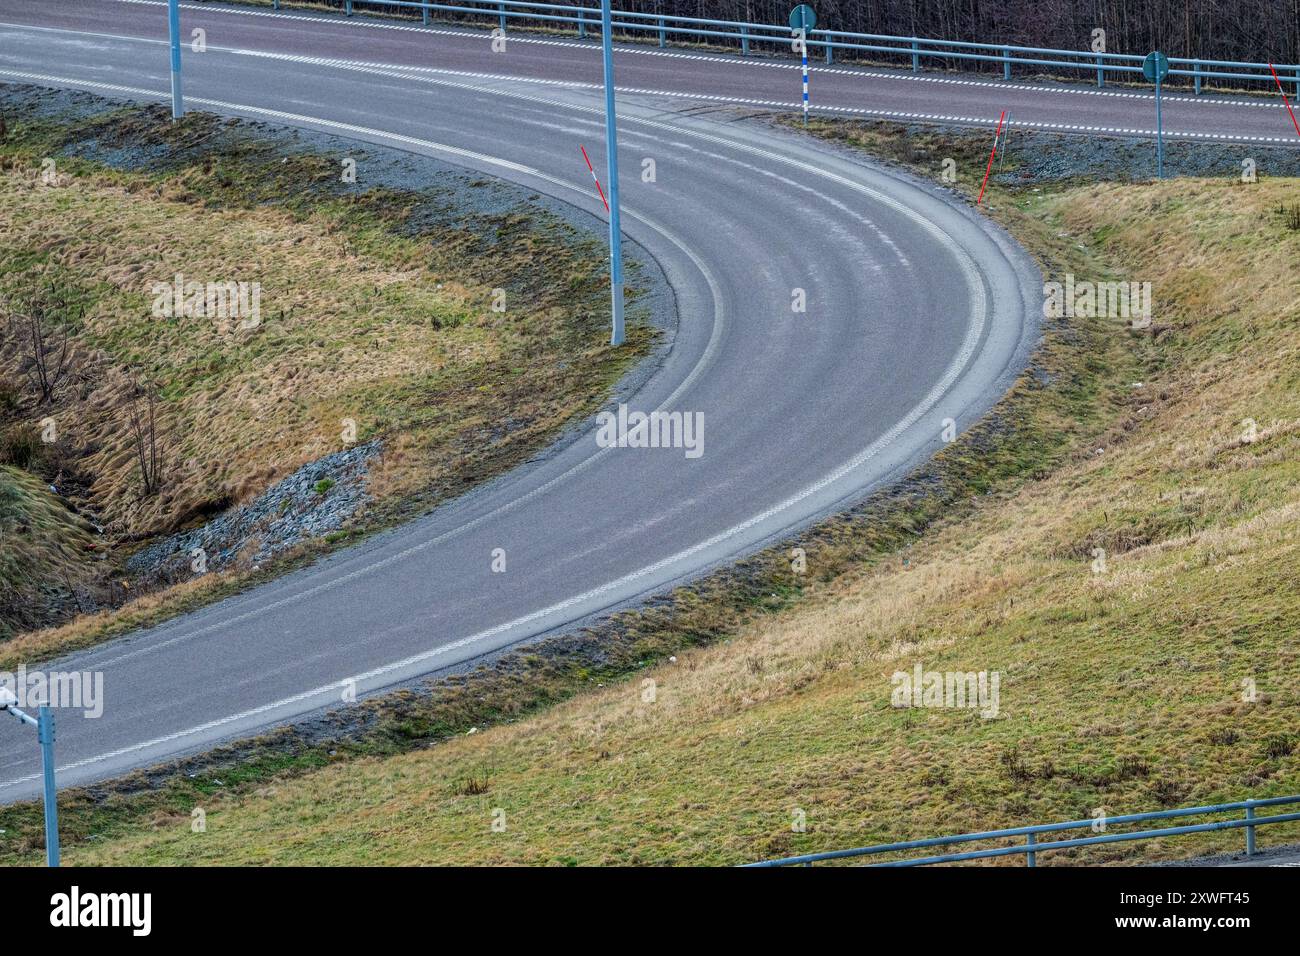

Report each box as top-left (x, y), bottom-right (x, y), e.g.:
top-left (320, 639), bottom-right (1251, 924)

top-left (127, 383), bottom-right (167, 497)
top-left (5, 285), bottom-right (77, 405)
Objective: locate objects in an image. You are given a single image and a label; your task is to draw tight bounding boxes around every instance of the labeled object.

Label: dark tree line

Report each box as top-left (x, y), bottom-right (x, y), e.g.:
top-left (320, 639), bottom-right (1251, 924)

top-left (630, 0), bottom-right (1299, 67)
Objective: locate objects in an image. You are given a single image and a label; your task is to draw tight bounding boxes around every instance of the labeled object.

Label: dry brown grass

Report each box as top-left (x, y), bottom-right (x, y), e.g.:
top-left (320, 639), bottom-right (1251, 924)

top-left (56, 175), bottom-right (1300, 866)
top-left (6, 168), bottom-right (499, 531)
top-left (0, 103), bottom-right (647, 650)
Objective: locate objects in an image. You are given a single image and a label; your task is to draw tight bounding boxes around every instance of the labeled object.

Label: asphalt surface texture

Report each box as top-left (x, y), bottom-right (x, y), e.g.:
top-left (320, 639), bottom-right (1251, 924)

top-left (1, 0), bottom-right (1277, 803)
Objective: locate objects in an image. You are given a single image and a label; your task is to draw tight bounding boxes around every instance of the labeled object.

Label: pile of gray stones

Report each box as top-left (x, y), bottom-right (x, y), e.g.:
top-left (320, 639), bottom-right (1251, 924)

top-left (125, 441), bottom-right (381, 588)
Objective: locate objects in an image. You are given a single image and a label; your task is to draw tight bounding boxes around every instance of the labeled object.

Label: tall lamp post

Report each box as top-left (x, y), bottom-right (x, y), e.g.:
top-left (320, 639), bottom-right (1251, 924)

top-left (599, 0), bottom-right (624, 346)
top-left (168, 0), bottom-right (184, 120)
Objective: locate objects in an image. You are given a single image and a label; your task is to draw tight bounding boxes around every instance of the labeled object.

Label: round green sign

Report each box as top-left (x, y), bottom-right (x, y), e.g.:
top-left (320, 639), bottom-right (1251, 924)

top-left (789, 4), bottom-right (816, 31)
top-left (1142, 51), bottom-right (1170, 83)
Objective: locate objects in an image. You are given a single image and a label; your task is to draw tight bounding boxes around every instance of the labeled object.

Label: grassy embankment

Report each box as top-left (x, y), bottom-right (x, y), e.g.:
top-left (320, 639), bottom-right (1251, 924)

top-left (0, 95), bottom-right (649, 652)
top-left (0, 465), bottom-right (98, 633)
top-left (4, 117), bottom-right (1289, 866)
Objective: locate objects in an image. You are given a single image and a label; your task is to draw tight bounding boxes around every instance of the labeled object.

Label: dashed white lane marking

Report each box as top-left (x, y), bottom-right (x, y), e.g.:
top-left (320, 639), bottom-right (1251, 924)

top-left (313, 49), bottom-right (1300, 142)
top-left (105, 0), bottom-right (1293, 112)
top-left (3, 22), bottom-right (1294, 145)
top-left (191, 50), bottom-right (1300, 144)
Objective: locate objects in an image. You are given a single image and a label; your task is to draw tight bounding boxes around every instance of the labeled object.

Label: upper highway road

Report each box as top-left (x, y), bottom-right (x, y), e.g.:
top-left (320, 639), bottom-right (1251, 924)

top-left (0, 0), bottom-right (1282, 803)
top-left (4, 0), bottom-right (1299, 144)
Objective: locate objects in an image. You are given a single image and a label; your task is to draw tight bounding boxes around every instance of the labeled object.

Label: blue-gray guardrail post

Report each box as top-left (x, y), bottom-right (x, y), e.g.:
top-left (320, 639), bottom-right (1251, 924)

top-left (422, 1), bottom-right (429, 26)
top-left (600, 0), bottom-right (624, 347)
top-left (38, 705), bottom-right (60, 867)
top-left (2, 694), bottom-right (58, 865)
top-left (750, 794), bottom-right (1300, 866)
top-left (578, 8), bottom-right (586, 39)
top-left (276, 10), bottom-right (1300, 102)
top-left (167, 0), bottom-right (183, 120)
top-left (1245, 801), bottom-right (1256, 856)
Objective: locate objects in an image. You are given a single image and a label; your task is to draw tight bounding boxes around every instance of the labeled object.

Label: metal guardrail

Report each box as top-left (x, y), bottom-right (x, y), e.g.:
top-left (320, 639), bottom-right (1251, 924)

top-left (746, 795), bottom-right (1300, 866)
top-left (269, 0), bottom-right (1300, 96)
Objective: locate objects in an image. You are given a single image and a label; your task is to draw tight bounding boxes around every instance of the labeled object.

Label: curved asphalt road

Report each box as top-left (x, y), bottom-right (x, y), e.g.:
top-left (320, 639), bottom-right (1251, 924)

top-left (0, 3), bottom-right (1049, 801)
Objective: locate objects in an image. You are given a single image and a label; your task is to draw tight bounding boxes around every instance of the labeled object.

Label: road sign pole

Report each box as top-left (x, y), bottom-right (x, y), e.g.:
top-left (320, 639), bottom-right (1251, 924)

top-left (1155, 72), bottom-right (1164, 179)
top-left (1144, 51), bottom-right (1168, 180)
top-left (600, 0), bottom-right (624, 347)
top-left (801, 9), bottom-right (809, 127)
top-left (168, 0), bottom-right (183, 120)
top-left (789, 6), bottom-right (816, 126)
top-left (38, 706), bottom-right (59, 867)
